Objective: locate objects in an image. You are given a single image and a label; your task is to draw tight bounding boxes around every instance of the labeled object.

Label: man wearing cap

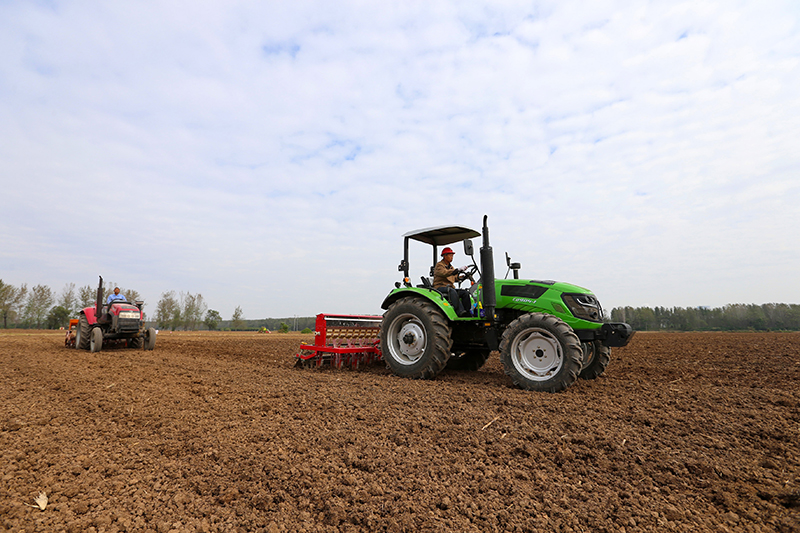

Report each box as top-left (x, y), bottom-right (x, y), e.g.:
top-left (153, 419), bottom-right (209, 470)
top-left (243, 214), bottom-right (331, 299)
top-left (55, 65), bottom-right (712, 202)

top-left (433, 247), bottom-right (472, 317)
top-left (107, 287), bottom-right (126, 305)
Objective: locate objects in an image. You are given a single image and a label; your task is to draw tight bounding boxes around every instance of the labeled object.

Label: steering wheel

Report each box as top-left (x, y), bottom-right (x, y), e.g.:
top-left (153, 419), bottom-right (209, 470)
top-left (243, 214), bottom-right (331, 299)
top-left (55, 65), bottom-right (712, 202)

top-left (456, 264), bottom-right (479, 285)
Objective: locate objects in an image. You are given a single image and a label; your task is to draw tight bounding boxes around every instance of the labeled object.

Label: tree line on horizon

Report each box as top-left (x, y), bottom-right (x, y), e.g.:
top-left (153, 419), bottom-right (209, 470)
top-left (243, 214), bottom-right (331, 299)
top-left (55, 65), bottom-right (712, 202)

top-left (608, 303), bottom-right (800, 331)
top-left (0, 279), bottom-right (316, 332)
top-left (149, 290), bottom-right (314, 332)
top-left (4, 279), bottom-right (800, 332)
top-left (0, 279), bottom-right (143, 330)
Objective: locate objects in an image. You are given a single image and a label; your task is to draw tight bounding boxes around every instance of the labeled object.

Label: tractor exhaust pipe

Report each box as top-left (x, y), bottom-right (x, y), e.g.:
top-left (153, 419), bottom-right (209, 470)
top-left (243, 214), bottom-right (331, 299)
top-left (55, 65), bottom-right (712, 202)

top-left (480, 215), bottom-right (496, 322)
top-left (95, 276), bottom-right (103, 318)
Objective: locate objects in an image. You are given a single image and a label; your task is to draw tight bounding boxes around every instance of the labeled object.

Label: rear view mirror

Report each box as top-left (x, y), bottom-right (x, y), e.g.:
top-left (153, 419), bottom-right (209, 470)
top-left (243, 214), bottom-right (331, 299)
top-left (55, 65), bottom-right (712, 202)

top-left (463, 239), bottom-right (474, 256)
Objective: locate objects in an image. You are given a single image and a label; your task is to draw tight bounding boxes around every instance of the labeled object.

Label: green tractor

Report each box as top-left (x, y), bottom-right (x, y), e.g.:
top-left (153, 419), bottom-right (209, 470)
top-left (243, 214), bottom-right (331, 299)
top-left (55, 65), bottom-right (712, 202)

top-left (379, 216), bottom-right (633, 392)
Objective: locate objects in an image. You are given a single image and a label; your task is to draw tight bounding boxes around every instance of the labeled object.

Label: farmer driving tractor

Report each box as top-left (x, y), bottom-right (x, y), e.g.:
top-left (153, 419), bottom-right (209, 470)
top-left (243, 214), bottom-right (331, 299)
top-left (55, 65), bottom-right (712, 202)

top-left (433, 247), bottom-right (472, 317)
top-left (107, 287), bottom-right (126, 305)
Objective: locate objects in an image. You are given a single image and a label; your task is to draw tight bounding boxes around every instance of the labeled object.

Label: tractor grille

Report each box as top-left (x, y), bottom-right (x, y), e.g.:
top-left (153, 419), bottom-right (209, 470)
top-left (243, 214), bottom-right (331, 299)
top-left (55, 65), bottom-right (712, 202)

top-left (117, 318), bottom-right (140, 332)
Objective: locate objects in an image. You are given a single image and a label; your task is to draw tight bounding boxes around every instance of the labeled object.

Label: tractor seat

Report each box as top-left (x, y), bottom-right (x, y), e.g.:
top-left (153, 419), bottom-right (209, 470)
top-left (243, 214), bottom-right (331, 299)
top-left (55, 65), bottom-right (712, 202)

top-left (418, 276), bottom-right (433, 289)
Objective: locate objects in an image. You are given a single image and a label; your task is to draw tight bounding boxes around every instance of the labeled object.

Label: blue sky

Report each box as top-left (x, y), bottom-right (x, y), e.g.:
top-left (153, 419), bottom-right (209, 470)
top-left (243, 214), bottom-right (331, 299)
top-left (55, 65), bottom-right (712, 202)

top-left (1, 1), bottom-right (799, 320)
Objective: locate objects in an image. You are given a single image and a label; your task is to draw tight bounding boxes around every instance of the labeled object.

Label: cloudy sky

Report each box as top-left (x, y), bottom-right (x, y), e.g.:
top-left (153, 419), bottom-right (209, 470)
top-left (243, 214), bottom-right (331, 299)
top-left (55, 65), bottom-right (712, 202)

top-left (1, 1), bottom-right (799, 320)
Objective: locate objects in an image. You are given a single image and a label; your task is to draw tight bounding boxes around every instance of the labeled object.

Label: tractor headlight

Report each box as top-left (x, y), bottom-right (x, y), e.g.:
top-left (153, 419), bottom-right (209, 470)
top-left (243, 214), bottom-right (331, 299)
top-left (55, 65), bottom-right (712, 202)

top-left (562, 293), bottom-right (603, 322)
top-left (119, 311), bottom-right (140, 320)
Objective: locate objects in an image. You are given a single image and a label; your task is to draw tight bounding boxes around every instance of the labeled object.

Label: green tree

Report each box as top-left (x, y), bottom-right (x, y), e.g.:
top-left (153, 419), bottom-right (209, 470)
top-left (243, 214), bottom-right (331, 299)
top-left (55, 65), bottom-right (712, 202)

top-left (57, 283), bottom-right (78, 317)
top-left (154, 291), bottom-right (181, 331)
top-left (278, 322), bottom-right (290, 333)
top-left (23, 284), bottom-right (54, 328)
top-left (230, 306), bottom-right (246, 330)
top-left (204, 309), bottom-right (222, 331)
top-left (126, 289), bottom-right (143, 304)
top-left (300, 327), bottom-right (313, 334)
top-left (46, 305), bottom-right (71, 329)
top-left (181, 292), bottom-right (207, 331)
top-left (78, 284), bottom-right (95, 309)
top-left (0, 280), bottom-right (27, 328)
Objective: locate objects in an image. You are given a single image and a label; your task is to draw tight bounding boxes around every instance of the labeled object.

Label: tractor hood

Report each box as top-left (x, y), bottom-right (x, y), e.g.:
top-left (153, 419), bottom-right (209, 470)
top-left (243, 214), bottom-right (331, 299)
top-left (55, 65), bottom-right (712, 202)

top-left (108, 301), bottom-right (143, 319)
top-left (537, 280), bottom-right (591, 294)
top-left (495, 278), bottom-right (604, 324)
top-left (497, 278), bottom-right (592, 294)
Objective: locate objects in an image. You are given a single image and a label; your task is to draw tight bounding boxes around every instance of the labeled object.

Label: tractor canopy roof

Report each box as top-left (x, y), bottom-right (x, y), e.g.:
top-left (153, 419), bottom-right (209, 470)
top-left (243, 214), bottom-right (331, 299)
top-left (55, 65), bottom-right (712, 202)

top-left (403, 225), bottom-right (481, 246)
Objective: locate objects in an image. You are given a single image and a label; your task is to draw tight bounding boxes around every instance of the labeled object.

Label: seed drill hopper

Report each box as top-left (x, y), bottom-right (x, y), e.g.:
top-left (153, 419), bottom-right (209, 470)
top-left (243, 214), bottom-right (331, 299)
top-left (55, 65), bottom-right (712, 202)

top-left (295, 314), bottom-right (383, 369)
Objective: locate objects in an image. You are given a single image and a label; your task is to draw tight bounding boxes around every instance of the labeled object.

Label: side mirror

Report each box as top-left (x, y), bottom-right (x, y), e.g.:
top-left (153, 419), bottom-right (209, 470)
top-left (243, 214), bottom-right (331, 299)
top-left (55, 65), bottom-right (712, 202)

top-left (463, 239), bottom-right (474, 256)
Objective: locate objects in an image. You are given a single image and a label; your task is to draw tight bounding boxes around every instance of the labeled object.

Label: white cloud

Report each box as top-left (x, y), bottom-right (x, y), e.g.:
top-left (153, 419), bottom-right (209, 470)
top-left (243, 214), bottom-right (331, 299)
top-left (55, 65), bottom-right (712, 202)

top-left (1, 0), bottom-right (799, 318)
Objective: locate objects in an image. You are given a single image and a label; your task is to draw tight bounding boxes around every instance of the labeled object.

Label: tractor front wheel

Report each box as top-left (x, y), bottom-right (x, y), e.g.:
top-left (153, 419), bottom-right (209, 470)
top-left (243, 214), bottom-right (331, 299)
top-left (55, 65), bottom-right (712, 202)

top-left (89, 327), bottom-right (103, 353)
top-left (380, 297), bottom-right (452, 379)
top-left (499, 313), bottom-right (582, 393)
top-left (76, 315), bottom-right (91, 350)
top-left (127, 337), bottom-right (143, 349)
top-left (144, 328), bottom-right (157, 351)
top-left (579, 340), bottom-right (610, 380)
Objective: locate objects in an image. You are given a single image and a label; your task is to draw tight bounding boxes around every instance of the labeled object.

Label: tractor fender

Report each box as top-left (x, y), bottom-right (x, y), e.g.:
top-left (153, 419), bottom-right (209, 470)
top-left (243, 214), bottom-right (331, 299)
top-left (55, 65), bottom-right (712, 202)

top-left (381, 288), bottom-right (460, 321)
top-left (81, 308), bottom-right (98, 325)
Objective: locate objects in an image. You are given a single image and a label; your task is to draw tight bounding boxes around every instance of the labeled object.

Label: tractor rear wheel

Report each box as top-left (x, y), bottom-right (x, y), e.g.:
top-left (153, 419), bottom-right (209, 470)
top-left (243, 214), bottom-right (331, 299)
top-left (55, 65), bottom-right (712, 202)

top-left (579, 340), bottom-right (610, 380)
top-left (446, 349), bottom-right (491, 371)
top-left (499, 313), bottom-right (582, 393)
top-left (76, 315), bottom-right (91, 350)
top-left (380, 297), bottom-right (452, 379)
top-left (89, 327), bottom-right (103, 353)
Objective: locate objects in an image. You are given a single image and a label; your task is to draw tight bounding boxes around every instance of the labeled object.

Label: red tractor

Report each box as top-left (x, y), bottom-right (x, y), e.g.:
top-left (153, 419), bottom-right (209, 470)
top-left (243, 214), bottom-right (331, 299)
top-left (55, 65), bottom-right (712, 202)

top-left (71, 276), bottom-right (156, 352)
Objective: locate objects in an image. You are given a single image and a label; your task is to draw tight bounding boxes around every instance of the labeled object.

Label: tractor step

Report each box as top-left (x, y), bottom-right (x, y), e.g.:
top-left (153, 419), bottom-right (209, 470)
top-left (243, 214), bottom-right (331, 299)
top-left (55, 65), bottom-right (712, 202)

top-left (296, 314), bottom-right (383, 369)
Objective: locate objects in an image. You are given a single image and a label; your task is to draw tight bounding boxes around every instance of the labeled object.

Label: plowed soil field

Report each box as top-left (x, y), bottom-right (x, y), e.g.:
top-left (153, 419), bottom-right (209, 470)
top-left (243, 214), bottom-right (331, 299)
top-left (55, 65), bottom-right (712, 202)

top-left (1, 330), bottom-right (799, 533)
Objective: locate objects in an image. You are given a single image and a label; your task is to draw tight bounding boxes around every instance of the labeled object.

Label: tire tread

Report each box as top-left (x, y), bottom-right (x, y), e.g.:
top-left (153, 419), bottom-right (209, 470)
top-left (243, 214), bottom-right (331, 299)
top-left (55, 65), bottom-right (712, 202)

top-left (499, 312), bottom-right (582, 393)
top-left (381, 297), bottom-right (452, 379)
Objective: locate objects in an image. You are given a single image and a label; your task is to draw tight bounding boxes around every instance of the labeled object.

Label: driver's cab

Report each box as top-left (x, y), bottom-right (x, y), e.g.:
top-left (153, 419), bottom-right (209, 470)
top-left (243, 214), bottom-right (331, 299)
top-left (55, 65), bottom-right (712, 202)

top-left (100, 293), bottom-right (128, 320)
top-left (397, 224), bottom-right (482, 294)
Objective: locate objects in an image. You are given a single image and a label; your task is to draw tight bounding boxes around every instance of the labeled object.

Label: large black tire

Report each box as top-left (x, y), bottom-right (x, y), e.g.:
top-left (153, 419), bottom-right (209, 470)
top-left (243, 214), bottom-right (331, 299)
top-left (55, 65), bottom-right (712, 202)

top-left (446, 349), bottom-right (491, 371)
top-left (499, 313), bottom-right (582, 393)
top-left (144, 328), bottom-right (156, 351)
top-left (127, 337), bottom-right (143, 349)
top-left (579, 340), bottom-right (610, 380)
top-left (76, 315), bottom-right (91, 350)
top-left (89, 327), bottom-right (103, 353)
top-left (380, 297), bottom-right (452, 379)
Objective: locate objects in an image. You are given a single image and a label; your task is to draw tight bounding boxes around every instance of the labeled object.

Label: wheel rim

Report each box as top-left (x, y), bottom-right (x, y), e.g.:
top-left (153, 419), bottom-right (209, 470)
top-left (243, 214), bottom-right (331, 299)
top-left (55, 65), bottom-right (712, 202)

top-left (581, 342), bottom-right (596, 371)
top-left (386, 313), bottom-right (427, 365)
top-left (510, 327), bottom-right (564, 381)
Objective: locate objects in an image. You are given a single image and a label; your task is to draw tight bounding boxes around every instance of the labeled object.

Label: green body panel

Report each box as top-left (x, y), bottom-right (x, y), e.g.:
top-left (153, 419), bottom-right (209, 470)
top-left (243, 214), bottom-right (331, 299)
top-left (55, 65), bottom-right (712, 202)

top-left (492, 279), bottom-right (603, 331)
top-left (382, 278), bottom-right (604, 331)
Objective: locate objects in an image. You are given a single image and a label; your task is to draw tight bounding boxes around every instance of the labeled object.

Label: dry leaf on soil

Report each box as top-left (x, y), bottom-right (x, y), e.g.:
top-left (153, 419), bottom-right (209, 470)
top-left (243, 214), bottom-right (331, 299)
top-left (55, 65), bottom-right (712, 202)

top-left (24, 492), bottom-right (48, 510)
